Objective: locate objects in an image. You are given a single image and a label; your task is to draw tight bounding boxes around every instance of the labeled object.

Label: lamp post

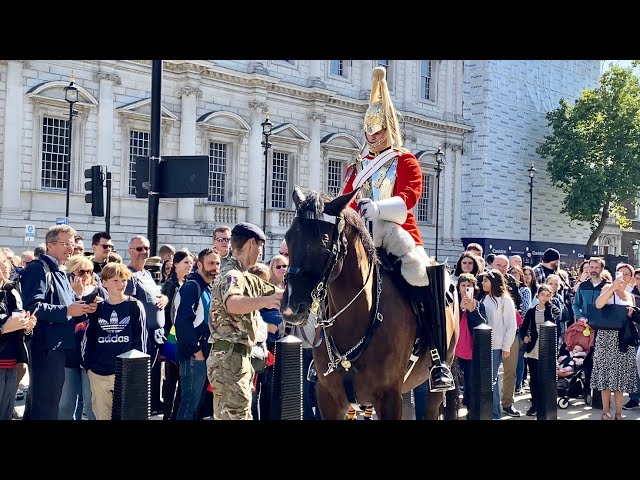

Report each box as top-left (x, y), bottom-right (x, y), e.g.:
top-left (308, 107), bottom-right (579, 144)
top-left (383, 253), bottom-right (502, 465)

top-left (64, 73), bottom-right (79, 220)
top-left (528, 163), bottom-right (536, 243)
top-left (261, 114), bottom-right (273, 238)
top-left (434, 148), bottom-right (444, 261)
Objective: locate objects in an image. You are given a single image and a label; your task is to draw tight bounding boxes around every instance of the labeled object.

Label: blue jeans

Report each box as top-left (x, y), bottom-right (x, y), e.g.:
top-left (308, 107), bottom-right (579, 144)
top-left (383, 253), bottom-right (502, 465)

top-left (630, 373), bottom-right (640, 402)
top-left (0, 368), bottom-right (17, 421)
top-left (177, 356), bottom-right (207, 420)
top-left (515, 339), bottom-right (525, 390)
top-left (413, 380), bottom-right (429, 420)
top-left (492, 349), bottom-right (504, 420)
top-left (457, 358), bottom-right (472, 410)
top-left (59, 367), bottom-right (95, 420)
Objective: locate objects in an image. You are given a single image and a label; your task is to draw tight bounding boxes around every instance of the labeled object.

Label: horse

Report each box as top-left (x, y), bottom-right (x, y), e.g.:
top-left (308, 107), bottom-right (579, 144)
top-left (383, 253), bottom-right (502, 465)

top-left (280, 186), bottom-right (460, 420)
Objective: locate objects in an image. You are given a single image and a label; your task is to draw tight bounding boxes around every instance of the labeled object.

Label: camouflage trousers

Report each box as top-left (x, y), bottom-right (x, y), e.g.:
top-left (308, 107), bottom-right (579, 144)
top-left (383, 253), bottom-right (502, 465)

top-left (206, 349), bottom-right (254, 420)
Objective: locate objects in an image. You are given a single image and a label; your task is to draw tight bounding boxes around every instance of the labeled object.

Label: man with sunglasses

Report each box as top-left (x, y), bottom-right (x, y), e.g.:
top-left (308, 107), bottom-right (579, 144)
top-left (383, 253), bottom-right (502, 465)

top-left (125, 234), bottom-right (169, 414)
top-left (90, 232), bottom-right (115, 277)
top-left (213, 225), bottom-right (232, 270)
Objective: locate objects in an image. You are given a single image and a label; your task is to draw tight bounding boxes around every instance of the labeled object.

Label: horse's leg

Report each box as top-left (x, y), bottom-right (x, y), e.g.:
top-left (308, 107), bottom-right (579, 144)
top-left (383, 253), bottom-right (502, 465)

top-left (376, 390), bottom-right (402, 420)
top-left (425, 391), bottom-right (445, 420)
top-left (316, 384), bottom-right (347, 420)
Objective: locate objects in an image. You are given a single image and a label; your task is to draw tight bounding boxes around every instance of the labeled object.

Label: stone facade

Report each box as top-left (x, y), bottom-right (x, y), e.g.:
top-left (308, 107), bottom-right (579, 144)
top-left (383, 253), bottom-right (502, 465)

top-left (0, 60), bottom-right (469, 261)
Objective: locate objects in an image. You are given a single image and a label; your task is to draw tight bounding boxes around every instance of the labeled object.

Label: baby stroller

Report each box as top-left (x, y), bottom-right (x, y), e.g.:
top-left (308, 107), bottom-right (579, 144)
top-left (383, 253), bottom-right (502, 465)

top-left (556, 320), bottom-right (594, 409)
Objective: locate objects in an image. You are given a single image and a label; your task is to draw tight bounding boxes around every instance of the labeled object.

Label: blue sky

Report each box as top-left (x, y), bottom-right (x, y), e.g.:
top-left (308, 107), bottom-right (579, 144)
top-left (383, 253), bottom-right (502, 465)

top-left (602, 60), bottom-right (638, 74)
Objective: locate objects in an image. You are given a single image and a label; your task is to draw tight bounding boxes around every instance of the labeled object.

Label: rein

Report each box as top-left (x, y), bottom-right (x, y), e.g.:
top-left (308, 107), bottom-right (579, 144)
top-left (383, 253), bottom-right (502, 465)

top-left (289, 209), bottom-right (384, 377)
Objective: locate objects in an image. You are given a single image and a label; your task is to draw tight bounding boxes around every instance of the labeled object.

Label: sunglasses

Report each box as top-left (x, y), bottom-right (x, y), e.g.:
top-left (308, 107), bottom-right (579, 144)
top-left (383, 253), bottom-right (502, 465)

top-left (78, 270), bottom-right (93, 276)
top-left (132, 246), bottom-right (150, 252)
top-left (274, 264), bottom-right (288, 270)
top-left (98, 244), bottom-right (115, 250)
top-left (215, 238), bottom-right (231, 243)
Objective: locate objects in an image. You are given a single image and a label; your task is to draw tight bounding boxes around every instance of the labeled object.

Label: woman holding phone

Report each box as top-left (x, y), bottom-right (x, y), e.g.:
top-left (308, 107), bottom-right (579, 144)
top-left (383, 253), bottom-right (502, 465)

top-left (455, 273), bottom-right (487, 418)
top-left (59, 254), bottom-right (106, 420)
top-left (0, 249), bottom-right (36, 420)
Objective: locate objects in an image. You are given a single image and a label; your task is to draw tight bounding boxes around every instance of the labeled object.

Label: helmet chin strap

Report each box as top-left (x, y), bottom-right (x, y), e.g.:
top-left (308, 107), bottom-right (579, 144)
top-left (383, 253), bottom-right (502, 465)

top-left (367, 131), bottom-right (388, 150)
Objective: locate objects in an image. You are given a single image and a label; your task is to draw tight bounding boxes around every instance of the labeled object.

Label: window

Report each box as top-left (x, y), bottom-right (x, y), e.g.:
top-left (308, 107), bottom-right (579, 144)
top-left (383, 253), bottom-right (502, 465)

top-left (208, 142), bottom-right (227, 203)
top-left (330, 60), bottom-right (347, 77)
top-left (327, 159), bottom-right (345, 197)
top-left (420, 60), bottom-right (433, 101)
top-left (377, 60), bottom-right (393, 90)
top-left (41, 117), bottom-right (69, 190)
top-left (128, 130), bottom-right (150, 196)
top-left (415, 173), bottom-right (433, 223)
top-left (271, 151), bottom-right (289, 209)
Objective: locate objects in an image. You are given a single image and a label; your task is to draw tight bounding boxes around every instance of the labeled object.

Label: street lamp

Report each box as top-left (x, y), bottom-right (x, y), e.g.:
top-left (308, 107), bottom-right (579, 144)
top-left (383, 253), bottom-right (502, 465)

top-left (261, 114), bottom-right (273, 239)
top-left (528, 162), bottom-right (536, 243)
top-left (64, 73), bottom-right (79, 220)
top-left (434, 148), bottom-right (444, 262)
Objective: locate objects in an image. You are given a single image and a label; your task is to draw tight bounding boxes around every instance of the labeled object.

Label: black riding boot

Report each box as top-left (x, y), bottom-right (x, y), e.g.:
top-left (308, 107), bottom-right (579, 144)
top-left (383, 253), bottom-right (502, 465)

top-left (428, 349), bottom-right (455, 392)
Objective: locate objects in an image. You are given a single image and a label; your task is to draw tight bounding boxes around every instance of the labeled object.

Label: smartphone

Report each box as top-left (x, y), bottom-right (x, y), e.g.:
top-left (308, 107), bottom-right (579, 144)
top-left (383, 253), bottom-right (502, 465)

top-left (616, 271), bottom-right (623, 280)
top-left (12, 310), bottom-right (25, 319)
top-left (466, 287), bottom-right (474, 299)
top-left (81, 290), bottom-right (100, 303)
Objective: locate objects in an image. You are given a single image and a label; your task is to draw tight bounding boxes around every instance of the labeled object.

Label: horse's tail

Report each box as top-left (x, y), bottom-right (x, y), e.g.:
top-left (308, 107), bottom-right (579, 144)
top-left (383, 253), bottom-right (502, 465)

top-left (442, 358), bottom-right (462, 420)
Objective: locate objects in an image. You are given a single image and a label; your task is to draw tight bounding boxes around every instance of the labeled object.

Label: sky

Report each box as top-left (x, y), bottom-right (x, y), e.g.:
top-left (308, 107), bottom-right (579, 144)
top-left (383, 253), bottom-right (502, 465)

top-left (602, 60), bottom-right (639, 74)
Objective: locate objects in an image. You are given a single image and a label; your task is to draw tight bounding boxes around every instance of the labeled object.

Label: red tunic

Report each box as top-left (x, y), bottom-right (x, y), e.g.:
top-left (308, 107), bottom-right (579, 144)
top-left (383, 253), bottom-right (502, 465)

top-left (342, 150), bottom-right (423, 246)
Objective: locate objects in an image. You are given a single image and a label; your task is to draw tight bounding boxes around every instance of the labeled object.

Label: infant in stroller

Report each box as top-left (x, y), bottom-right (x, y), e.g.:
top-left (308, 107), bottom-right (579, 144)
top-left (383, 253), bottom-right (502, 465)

top-left (557, 345), bottom-right (587, 377)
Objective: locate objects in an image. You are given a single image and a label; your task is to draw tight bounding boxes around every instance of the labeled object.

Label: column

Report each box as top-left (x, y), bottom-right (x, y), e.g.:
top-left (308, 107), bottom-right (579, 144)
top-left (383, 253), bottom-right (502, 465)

top-left (308, 60), bottom-right (325, 88)
top-left (248, 101), bottom-right (268, 225)
top-left (176, 86), bottom-right (202, 224)
top-left (360, 60), bottom-right (373, 100)
top-left (451, 147), bottom-right (463, 244)
top-left (442, 145), bottom-right (454, 245)
top-left (95, 73), bottom-right (120, 171)
top-left (1, 60), bottom-right (25, 217)
top-left (307, 112), bottom-right (325, 192)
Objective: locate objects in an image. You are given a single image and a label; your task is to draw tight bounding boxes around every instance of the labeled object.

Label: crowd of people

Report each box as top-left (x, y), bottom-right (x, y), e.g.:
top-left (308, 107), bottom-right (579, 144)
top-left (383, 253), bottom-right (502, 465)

top-left (447, 242), bottom-right (640, 420)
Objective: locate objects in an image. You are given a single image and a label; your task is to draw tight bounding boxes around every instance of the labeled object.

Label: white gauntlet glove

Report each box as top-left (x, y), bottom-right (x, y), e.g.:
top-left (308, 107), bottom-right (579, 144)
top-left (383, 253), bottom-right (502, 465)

top-left (357, 196), bottom-right (408, 224)
top-left (154, 327), bottom-right (166, 345)
top-left (357, 198), bottom-right (380, 221)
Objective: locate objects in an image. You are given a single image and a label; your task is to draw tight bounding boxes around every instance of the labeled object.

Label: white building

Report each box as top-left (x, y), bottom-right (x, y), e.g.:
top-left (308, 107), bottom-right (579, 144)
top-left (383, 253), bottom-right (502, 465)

top-left (461, 60), bottom-right (604, 266)
top-left (0, 60), bottom-right (470, 260)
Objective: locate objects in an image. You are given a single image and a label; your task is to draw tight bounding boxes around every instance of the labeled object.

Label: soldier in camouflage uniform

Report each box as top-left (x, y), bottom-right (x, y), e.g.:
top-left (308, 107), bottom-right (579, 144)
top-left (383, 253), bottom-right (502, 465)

top-left (207, 222), bottom-right (283, 420)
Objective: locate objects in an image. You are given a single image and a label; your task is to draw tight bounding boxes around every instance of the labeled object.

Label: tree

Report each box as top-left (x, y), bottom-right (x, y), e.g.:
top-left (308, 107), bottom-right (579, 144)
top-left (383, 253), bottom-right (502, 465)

top-left (536, 63), bottom-right (640, 254)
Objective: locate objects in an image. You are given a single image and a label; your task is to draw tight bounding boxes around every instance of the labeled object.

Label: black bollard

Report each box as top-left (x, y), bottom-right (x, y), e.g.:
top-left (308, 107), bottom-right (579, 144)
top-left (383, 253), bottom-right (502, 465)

top-left (537, 321), bottom-right (558, 420)
top-left (469, 323), bottom-right (493, 420)
top-left (401, 391), bottom-right (415, 420)
top-left (112, 349), bottom-right (151, 420)
top-left (270, 335), bottom-right (303, 420)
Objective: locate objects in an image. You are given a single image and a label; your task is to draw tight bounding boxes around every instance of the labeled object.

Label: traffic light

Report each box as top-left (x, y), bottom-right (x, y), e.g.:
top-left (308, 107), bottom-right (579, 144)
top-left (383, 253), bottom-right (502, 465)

top-left (84, 165), bottom-right (104, 217)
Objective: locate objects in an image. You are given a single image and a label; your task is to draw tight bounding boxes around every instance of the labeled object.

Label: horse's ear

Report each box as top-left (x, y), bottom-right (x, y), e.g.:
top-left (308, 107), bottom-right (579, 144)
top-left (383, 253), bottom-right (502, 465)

top-left (324, 186), bottom-right (361, 216)
top-left (292, 185), bottom-right (306, 209)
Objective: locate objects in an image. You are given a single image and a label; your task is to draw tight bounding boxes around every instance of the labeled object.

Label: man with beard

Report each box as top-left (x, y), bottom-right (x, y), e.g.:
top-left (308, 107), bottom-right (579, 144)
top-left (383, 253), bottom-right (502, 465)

top-left (572, 256), bottom-right (609, 408)
top-left (174, 248), bottom-right (220, 420)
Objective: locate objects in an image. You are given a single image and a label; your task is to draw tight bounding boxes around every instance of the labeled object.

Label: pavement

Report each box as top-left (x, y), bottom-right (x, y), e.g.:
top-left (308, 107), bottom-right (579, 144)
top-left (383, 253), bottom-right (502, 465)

top-left (13, 369), bottom-right (640, 420)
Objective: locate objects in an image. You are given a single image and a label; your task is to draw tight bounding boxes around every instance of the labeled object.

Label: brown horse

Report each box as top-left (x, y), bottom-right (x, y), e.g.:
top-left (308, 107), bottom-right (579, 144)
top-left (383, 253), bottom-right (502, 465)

top-left (280, 186), bottom-right (460, 420)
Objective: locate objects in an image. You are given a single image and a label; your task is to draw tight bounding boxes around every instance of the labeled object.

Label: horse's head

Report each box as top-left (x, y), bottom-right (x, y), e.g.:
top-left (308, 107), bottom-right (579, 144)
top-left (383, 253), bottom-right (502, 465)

top-left (280, 185), bottom-right (359, 325)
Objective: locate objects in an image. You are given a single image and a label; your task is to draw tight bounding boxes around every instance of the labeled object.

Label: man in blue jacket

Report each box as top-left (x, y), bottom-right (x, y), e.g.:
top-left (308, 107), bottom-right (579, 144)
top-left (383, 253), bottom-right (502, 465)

top-left (20, 225), bottom-right (96, 420)
top-left (174, 247), bottom-right (220, 420)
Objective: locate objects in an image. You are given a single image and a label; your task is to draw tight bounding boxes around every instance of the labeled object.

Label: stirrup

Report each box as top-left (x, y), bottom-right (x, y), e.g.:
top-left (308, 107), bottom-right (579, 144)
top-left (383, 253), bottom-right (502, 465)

top-left (429, 362), bottom-right (455, 393)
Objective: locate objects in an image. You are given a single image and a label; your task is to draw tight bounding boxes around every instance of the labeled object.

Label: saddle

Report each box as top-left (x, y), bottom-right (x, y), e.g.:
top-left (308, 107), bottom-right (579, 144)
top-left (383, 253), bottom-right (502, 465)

top-left (377, 248), bottom-right (452, 357)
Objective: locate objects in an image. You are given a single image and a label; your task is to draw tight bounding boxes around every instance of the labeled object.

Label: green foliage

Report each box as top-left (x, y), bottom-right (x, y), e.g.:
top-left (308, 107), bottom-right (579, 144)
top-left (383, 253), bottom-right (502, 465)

top-left (537, 64), bottom-right (640, 235)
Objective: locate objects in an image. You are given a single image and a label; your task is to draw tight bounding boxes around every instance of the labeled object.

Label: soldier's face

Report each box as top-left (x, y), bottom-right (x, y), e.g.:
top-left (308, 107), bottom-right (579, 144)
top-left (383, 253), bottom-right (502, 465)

top-left (249, 238), bottom-right (264, 265)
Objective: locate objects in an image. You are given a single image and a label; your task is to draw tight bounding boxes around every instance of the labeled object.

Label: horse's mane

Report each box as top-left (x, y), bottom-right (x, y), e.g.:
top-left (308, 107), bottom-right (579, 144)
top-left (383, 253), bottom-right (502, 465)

top-left (297, 191), bottom-right (378, 264)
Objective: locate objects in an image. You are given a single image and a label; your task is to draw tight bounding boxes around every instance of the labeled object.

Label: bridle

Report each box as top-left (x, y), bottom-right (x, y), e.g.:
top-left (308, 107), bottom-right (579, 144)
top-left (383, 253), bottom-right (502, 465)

top-left (285, 209), bottom-right (384, 376)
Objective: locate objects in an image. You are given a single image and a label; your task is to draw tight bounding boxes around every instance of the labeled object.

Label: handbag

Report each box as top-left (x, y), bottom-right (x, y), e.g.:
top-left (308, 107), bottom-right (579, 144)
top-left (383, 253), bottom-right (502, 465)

top-left (586, 296), bottom-right (628, 331)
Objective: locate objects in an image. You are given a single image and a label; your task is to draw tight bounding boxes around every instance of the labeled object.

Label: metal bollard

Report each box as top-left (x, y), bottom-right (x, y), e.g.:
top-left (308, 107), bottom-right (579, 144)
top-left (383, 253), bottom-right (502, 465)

top-left (469, 323), bottom-right (493, 420)
top-left (401, 390), bottom-right (416, 420)
top-left (112, 349), bottom-right (150, 420)
top-left (537, 321), bottom-right (558, 420)
top-left (270, 335), bottom-right (303, 420)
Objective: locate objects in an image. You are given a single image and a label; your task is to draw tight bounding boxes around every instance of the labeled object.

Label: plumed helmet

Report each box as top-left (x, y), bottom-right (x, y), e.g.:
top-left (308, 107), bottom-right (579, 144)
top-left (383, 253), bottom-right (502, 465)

top-left (363, 66), bottom-right (403, 148)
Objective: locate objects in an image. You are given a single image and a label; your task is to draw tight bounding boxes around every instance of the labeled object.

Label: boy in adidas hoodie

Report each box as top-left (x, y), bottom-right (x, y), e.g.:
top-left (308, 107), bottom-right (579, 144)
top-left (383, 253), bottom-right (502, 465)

top-left (82, 262), bottom-right (147, 420)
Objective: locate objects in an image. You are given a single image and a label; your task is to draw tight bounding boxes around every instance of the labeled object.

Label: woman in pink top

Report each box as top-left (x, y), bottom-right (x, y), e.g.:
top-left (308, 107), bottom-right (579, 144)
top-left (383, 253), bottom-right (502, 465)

top-left (455, 273), bottom-right (487, 418)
